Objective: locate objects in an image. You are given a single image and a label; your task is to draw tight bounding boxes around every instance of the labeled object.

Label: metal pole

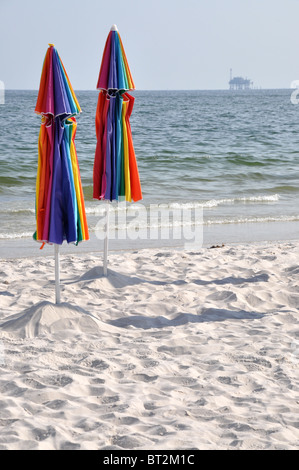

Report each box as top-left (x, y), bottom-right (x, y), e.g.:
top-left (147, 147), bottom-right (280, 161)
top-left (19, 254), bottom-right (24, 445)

top-left (103, 201), bottom-right (110, 276)
top-left (55, 244), bottom-right (61, 304)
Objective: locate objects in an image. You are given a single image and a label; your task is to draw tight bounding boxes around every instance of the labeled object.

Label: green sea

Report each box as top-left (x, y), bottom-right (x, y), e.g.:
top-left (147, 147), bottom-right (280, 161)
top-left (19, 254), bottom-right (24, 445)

top-left (0, 89), bottom-right (298, 256)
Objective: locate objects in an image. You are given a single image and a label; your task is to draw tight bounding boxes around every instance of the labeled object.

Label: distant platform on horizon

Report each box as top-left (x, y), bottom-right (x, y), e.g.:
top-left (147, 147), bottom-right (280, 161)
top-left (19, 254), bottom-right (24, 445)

top-left (229, 68), bottom-right (253, 90)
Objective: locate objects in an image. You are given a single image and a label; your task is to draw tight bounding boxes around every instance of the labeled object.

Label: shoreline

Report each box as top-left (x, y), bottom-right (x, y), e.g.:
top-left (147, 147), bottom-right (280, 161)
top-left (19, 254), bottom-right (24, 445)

top-left (0, 219), bottom-right (298, 260)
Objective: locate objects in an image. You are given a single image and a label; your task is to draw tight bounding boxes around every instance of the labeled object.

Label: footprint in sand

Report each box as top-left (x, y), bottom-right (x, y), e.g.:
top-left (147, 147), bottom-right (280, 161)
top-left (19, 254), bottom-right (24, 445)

top-left (133, 373), bottom-right (158, 382)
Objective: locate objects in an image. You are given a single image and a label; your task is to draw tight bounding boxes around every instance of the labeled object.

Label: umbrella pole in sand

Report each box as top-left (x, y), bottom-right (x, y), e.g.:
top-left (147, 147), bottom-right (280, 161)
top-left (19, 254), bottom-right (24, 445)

top-left (54, 244), bottom-right (61, 304)
top-left (94, 26), bottom-right (141, 277)
top-left (103, 200), bottom-right (110, 276)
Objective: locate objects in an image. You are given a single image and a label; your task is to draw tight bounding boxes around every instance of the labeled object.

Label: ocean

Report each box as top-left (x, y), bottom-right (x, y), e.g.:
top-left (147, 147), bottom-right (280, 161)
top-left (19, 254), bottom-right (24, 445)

top-left (0, 89), bottom-right (299, 257)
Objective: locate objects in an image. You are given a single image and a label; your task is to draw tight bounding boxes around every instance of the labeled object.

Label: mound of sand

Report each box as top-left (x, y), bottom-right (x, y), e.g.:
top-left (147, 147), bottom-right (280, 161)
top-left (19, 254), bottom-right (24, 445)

top-left (0, 301), bottom-right (103, 339)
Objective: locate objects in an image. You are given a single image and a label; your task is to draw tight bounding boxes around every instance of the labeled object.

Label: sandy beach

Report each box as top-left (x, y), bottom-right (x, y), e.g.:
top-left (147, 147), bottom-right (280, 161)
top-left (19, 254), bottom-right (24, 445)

top-left (0, 239), bottom-right (298, 450)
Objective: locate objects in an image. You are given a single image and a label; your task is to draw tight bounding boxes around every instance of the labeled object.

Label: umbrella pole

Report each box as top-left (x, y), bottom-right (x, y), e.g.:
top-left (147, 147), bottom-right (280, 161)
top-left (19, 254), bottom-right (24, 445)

top-left (103, 200), bottom-right (110, 276)
top-left (54, 244), bottom-right (61, 304)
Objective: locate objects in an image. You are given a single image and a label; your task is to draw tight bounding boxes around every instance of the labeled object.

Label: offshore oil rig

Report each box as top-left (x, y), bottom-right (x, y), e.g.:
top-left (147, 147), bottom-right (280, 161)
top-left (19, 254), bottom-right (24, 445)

top-left (229, 69), bottom-right (253, 90)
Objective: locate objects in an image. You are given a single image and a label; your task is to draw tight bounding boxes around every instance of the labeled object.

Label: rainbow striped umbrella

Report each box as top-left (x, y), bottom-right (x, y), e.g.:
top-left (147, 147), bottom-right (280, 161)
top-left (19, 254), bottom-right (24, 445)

top-left (96, 24), bottom-right (135, 92)
top-left (34, 44), bottom-right (89, 302)
top-left (93, 26), bottom-right (142, 275)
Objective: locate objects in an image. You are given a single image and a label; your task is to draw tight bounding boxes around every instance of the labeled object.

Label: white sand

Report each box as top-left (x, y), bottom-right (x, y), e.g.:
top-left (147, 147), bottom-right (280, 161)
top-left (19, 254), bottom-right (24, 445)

top-left (0, 240), bottom-right (298, 450)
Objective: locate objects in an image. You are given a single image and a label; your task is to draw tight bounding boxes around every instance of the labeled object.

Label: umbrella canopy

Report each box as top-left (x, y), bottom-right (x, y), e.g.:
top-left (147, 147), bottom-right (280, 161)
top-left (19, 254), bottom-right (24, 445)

top-left (96, 24), bottom-right (135, 92)
top-left (34, 44), bottom-right (89, 246)
top-left (93, 26), bottom-right (142, 203)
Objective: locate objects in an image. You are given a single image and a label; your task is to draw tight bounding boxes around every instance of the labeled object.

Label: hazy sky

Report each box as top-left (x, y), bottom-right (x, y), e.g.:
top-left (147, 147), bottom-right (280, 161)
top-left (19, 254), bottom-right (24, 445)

top-left (1, 0), bottom-right (299, 90)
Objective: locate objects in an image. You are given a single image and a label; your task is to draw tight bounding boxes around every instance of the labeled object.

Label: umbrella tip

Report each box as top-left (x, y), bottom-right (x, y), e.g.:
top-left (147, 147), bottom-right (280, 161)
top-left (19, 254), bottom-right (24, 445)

top-left (48, 43), bottom-right (55, 48)
top-left (110, 24), bottom-right (118, 31)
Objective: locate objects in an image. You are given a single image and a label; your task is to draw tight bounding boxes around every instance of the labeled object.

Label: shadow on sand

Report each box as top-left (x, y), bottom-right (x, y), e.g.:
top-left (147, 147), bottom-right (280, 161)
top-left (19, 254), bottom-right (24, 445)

top-left (108, 308), bottom-right (268, 330)
top-left (71, 266), bottom-right (269, 289)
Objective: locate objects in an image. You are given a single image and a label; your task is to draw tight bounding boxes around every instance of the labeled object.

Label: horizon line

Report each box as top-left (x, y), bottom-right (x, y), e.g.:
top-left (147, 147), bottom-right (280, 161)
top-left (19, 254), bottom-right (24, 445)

top-left (3, 87), bottom-right (292, 92)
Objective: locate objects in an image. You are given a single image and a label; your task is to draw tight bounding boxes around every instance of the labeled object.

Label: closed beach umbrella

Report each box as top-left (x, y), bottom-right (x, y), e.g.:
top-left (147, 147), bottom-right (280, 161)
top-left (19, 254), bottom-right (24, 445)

top-left (93, 25), bottom-right (142, 275)
top-left (34, 44), bottom-right (89, 303)
top-left (96, 24), bottom-right (135, 92)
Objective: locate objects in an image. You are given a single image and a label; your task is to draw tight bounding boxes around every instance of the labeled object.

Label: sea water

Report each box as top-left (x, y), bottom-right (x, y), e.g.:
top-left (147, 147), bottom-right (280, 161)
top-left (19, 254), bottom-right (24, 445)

top-left (0, 89), bottom-right (298, 257)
